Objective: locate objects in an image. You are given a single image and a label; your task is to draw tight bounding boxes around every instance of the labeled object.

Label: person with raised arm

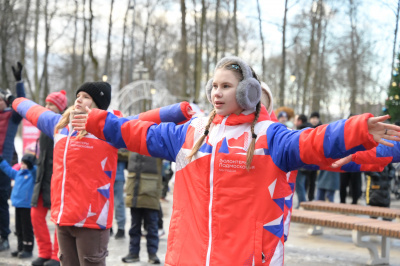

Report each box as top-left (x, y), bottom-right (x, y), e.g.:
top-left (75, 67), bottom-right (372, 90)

top-left (0, 62), bottom-right (25, 252)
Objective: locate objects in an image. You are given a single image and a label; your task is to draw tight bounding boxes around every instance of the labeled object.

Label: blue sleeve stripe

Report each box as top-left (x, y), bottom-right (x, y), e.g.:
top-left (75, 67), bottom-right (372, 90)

top-left (267, 123), bottom-right (303, 172)
top-left (16, 100), bottom-right (37, 119)
top-left (323, 120), bottom-right (345, 159)
top-left (36, 111), bottom-right (61, 139)
top-left (323, 119), bottom-right (367, 159)
top-left (102, 113), bottom-right (129, 149)
top-left (146, 121), bottom-right (191, 162)
top-left (159, 103), bottom-right (186, 124)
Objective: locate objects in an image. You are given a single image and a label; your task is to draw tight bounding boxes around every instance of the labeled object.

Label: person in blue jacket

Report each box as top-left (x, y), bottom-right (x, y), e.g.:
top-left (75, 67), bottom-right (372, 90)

top-left (0, 153), bottom-right (36, 258)
top-left (0, 62), bottom-right (26, 251)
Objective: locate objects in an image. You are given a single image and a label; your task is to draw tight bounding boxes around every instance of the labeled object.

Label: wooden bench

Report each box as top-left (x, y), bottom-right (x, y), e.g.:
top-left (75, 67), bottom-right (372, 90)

top-left (291, 209), bottom-right (400, 265)
top-left (300, 201), bottom-right (400, 221)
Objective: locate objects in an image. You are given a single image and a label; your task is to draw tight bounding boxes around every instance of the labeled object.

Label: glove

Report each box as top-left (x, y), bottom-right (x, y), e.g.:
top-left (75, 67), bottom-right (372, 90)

top-left (0, 89), bottom-right (14, 107)
top-left (11, 62), bottom-right (23, 81)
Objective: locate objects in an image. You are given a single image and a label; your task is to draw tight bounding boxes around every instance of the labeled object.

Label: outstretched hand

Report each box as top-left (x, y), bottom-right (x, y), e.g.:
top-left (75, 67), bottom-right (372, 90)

top-left (11, 62), bottom-right (23, 81)
top-left (187, 106), bottom-right (196, 117)
top-left (368, 115), bottom-right (400, 147)
top-left (71, 106), bottom-right (91, 131)
top-left (331, 155), bottom-right (352, 168)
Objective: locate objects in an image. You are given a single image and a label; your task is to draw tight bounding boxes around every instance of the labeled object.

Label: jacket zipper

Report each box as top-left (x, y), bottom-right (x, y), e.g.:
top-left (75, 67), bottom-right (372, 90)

top-left (57, 124), bottom-right (74, 224)
top-left (206, 116), bottom-right (227, 266)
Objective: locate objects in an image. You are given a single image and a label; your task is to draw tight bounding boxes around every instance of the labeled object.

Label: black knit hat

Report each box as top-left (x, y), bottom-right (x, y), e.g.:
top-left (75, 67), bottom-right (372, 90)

top-left (76, 82), bottom-right (112, 110)
top-left (22, 154), bottom-right (36, 170)
top-left (310, 111), bottom-right (320, 119)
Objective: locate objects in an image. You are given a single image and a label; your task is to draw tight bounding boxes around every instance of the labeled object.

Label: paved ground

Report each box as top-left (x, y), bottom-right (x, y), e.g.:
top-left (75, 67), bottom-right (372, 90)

top-left (1, 187), bottom-right (400, 266)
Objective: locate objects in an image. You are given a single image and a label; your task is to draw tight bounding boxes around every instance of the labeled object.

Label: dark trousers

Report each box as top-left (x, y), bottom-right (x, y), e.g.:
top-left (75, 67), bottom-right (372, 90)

top-left (144, 204), bottom-right (163, 229)
top-left (340, 172), bottom-right (362, 204)
top-left (0, 189), bottom-right (11, 239)
top-left (305, 171), bottom-right (317, 201)
top-left (129, 208), bottom-right (159, 255)
top-left (56, 225), bottom-right (110, 266)
top-left (161, 174), bottom-right (172, 199)
top-left (158, 204), bottom-right (163, 230)
top-left (15, 207), bottom-right (34, 252)
top-left (295, 171), bottom-right (307, 208)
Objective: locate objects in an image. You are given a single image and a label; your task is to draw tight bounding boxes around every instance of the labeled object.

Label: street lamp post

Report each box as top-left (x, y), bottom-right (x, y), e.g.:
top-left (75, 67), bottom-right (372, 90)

top-left (133, 61), bottom-right (150, 112)
top-left (134, 61), bottom-right (148, 81)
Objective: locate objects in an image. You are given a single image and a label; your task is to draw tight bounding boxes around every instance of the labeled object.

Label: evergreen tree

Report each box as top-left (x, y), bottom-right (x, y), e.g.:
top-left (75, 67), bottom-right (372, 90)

top-left (386, 53), bottom-right (400, 122)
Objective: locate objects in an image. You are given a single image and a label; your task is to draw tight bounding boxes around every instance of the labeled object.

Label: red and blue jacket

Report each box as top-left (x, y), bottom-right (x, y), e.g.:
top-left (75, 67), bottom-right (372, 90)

top-left (12, 97), bottom-right (191, 230)
top-left (86, 105), bottom-right (378, 265)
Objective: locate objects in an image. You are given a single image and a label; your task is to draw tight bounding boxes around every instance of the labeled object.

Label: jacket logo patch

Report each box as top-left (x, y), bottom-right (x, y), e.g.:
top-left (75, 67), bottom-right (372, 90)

top-left (218, 159), bottom-right (254, 172)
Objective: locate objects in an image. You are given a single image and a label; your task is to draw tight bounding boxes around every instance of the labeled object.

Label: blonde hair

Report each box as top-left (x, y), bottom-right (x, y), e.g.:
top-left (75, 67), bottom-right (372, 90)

top-left (246, 102), bottom-right (261, 169)
top-left (54, 102), bottom-right (97, 139)
top-left (187, 109), bottom-right (217, 162)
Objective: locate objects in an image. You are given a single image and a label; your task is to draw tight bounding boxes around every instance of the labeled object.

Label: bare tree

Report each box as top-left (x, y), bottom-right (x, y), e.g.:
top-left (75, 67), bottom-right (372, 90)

top-left (309, 0), bottom-right (324, 112)
top-left (80, 0), bottom-right (87, 84)
top-left (301, 0), bottom-right (320, 114)
top-left (33, 0), bottom-right (40, 95)
top-left (180, 0), bottom-right (188, 98)
top-left (103, 0), bottom-right (115, 81)
top-left (205, 15), bottom-right (211, 81)
top-left (194, 0), bottom-right (207, 102)
top-left (39, 0), bottom-right (51, 103)
top-left (9, 0), bottom-right (32, 91)
top-left (119, 0), bottom-right (131, 89)
top-left (220, 0), bottom-right (231, 56)
top-left (88, 0), bottom-right (99, 81)
top-left (140, 0), bottom-right (158, 69)
top-left (14, 0), bottom-right (31, 64)
top-left (310, 17), bottom-right (328, 113)
top-left (70, 0), bottom-right (79, 100)
top-left (278, 0), bottom-right (289, 107)
top-left (1, 0), bottom-right (12, 89)
top-left (233, 0), bottom-right (238, 55)
top-left (348, 0), bottom-right (358, 114)
top-left (390, 0), bottom-right (400, 84)
top-left (214, 0), bottom-right (220, 64)
top-left (128, 0), bottom-right (136, 84)
top-left (256, 0), bottom-right (265, 83)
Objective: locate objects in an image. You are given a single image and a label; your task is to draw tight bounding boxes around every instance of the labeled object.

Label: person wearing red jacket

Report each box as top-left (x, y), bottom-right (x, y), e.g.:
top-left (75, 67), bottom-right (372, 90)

top-left (30, 89), bottom-right (68, 266)
top-left (12, 81), bottom-right (192, 266)
top-left (73, 57), bottom-right (400, 266)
